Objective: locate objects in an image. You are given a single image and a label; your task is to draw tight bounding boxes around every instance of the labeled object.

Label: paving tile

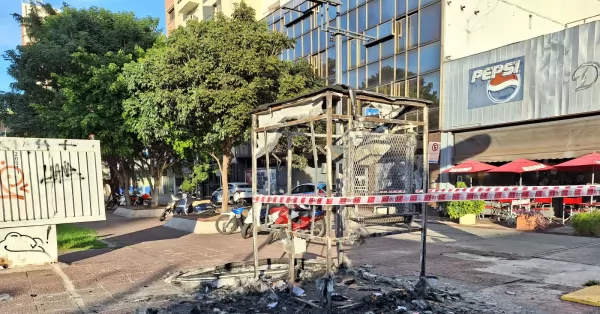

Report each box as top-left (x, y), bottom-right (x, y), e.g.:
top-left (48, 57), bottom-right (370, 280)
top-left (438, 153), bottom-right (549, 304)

top-left (0, 304), bottom-right (39, 314)
top-left (30, 282), bottom-right (67, 295)
top-left (71, 278), bottom-right (101, 290)
top-left (35, 299), bottom-right (79, 312)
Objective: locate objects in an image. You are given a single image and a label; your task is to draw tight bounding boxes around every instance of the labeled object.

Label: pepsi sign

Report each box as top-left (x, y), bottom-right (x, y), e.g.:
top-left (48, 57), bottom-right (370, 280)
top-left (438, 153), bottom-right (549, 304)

top-left (468, 57), bottom-right (524, 109)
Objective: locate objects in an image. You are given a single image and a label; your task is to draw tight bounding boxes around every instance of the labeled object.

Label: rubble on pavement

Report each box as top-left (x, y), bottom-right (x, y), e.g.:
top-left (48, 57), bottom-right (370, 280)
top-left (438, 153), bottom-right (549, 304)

top-left (139, 262), bottom-right (513, 314)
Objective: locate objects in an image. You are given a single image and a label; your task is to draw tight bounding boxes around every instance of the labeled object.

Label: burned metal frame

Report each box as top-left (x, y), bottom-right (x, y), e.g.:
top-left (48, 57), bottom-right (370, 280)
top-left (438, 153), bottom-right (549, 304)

top-left (250, 85), bottom-right (431, 289)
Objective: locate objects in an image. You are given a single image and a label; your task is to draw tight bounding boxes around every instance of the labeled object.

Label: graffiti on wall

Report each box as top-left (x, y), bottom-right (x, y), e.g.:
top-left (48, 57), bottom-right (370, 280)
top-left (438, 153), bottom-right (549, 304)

top-left (0, 161), bottom-right (29, 200)
top-left (40, 161), bottom-right (86, 184)
top-left (0, 232), bottom-right (46, 253)
top-left (572, 61), bottom-right (600, 91)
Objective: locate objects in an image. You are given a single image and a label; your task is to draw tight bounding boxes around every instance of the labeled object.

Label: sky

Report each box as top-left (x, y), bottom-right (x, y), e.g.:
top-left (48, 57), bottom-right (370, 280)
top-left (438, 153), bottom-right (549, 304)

top-left (0, 0), bottom-right (167, 92)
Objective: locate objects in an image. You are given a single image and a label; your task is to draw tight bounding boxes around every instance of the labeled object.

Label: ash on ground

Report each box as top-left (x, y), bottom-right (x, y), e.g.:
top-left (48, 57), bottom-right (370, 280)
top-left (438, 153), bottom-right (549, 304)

top-left (139, 263), bottom-right (513, 314)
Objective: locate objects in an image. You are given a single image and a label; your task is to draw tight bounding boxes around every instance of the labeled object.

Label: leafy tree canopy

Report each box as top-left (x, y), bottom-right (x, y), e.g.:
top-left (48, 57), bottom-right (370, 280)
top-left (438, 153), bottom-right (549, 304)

top-left (122, 2), bottom-right (322, 210)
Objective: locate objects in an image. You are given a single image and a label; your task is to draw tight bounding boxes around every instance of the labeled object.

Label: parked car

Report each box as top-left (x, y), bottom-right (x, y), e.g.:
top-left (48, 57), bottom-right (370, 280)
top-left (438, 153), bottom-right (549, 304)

top-left (211, 182), bottom-right (253, 205)
top-left (291, 182), bottom-right (328, 196)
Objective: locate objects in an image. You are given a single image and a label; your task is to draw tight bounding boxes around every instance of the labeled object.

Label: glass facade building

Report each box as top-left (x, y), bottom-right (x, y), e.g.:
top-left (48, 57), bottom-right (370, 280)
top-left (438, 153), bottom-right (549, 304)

top-left (263, 0), bottom-right (442, 131)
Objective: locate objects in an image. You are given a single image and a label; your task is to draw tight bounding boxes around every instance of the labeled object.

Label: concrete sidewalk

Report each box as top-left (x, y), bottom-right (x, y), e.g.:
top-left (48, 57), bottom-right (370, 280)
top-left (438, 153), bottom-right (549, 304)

top-left (0, 214), bottom-right (599, 313)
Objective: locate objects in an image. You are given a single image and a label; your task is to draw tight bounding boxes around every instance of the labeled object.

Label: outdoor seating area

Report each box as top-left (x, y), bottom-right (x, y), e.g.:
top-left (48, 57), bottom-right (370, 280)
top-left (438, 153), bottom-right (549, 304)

top-left (444, 152), bottom-right (600, 225)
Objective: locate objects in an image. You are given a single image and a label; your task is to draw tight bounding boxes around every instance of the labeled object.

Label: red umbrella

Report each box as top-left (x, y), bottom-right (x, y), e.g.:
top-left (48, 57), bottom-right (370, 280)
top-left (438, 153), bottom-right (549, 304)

top-left (554, 152), bottom-right (600, 184)
top-left (443, 160), bottom-right (497, 186)
top-left (487, 158), bottom-right (554, 185)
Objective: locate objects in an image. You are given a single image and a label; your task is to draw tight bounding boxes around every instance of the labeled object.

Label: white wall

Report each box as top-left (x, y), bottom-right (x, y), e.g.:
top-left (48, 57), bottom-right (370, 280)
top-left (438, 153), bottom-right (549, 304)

top-left (444, 0), bottom-right (600, 61)
top-left (0, 225), bottom-right (57, 268)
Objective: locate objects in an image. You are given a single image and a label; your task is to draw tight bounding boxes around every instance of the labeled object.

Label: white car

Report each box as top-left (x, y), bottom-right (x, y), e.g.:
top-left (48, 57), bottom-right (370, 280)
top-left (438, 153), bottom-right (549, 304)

top-left (211, 182), bottom-right (253, 205)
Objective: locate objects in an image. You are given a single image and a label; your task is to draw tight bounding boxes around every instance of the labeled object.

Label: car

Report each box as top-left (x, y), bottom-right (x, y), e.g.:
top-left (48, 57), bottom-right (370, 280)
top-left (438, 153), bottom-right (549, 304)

top-left (291, 182), bottom-right (327, 196)
top-left (211, 182), bottom-right (253, 205)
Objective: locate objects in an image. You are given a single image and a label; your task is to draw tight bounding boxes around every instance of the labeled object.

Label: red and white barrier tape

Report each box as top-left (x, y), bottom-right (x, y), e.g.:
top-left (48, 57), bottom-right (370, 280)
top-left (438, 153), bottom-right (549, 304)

top-left (253, 185), bottom-right (600, 205)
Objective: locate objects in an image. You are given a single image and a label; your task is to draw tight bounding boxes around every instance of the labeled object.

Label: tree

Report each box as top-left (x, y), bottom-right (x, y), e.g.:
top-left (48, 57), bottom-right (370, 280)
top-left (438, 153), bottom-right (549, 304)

top-left (2, 3), bottom-right (163, 203)
top-left (121, 3), bottom-right (322, 212)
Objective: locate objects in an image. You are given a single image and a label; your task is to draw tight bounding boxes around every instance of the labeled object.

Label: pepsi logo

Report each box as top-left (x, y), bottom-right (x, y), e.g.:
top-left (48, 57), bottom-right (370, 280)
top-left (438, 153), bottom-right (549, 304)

top-left (487, 72), bottom-right (521, 104)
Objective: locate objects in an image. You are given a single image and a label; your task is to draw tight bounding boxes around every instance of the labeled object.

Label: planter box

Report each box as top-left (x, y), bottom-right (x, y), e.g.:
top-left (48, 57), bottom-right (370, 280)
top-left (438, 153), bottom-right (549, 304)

top-left (517, 215), bottom-right (537, 231)
top-left (459, 214), bottom-right (476, 225)
top-left (114, 207), bottom-right (165, 218)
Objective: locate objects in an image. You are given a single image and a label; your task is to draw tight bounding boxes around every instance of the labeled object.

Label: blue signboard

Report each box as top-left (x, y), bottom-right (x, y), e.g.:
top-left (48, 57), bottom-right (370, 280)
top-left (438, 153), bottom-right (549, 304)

top-left (468, 56), bottom-right (524, 109)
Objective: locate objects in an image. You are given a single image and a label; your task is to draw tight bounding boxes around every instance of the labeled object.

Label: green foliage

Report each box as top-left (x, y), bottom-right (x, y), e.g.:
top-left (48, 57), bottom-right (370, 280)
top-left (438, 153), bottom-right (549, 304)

top-left (443, 182), bottom-right (485, 219)
top-left (57, 224), bottom-right (107, 252)
top-left (584, 280), bottom-right (600, 287)
top-left (571, 212), bottom-right (600, 236)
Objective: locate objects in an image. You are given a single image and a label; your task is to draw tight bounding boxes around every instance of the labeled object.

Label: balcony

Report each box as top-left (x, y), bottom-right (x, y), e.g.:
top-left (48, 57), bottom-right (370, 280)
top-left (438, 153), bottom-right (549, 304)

top-left (178, 0), bottom-right (200, 14)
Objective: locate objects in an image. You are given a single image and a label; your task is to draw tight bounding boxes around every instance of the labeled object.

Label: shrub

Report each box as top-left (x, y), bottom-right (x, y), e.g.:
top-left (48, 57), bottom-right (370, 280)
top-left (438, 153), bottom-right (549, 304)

top-left (571, 212), bottom-right (600, 236)
top-left (584, 280), bottom-right (600, 287)
top-left (518, 211), bottom-right (550, 231)
top-left (441, 182), bottom-right (485, 219)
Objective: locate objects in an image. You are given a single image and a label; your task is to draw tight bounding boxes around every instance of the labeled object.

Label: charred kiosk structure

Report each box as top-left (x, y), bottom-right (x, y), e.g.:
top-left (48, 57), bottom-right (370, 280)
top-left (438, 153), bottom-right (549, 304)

top-left (249, 85), bottom-right (432, 298)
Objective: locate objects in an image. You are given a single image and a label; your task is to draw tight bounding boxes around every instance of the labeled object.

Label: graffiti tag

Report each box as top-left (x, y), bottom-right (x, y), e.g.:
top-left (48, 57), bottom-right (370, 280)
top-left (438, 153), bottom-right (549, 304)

top-left (0, 161), bottom-right (29, 200)
top-left (58, 140), bottom-right (77, 150)
top-left (0, 232), bottom-right (45, 253)
top-left (40, 161), bottom-right (85, 184)
top-left (572, 61), bottom-right (600, 91)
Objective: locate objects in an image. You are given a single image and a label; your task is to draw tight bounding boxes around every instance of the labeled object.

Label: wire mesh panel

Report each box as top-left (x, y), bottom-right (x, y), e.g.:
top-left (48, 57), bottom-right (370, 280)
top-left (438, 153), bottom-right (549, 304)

top-left (342, 131), bottom-right (419, 226)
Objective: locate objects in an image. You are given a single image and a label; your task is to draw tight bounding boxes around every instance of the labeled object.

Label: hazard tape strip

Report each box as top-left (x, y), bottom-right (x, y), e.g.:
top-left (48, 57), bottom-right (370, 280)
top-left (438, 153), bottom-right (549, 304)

top-left (253, 185), bottom-right (600, 205)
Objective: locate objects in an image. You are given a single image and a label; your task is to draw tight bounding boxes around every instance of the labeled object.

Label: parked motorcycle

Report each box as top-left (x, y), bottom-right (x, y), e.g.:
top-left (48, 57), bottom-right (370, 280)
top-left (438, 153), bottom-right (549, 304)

top-left (215, 206), bottom-right (245, 235)
top-left (159, 193), bottom-right (216, 221)
top-left (239, 205), bottom-right (276, 239)
top-left (265, 206), bottom-right (327, 244)
top-left (130, 190), bottom-right (152, 206)
top-left (105, 192), bottom-right (126, 210)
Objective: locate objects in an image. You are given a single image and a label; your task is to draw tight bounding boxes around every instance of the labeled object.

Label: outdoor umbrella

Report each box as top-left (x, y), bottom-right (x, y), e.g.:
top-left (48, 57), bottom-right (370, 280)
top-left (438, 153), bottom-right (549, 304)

top-left (443, 160), bottom-right (497, 186)
top-left (554, 152), bottom-right (600, 202)
top-left (486, 158), bottom-right (554, 186)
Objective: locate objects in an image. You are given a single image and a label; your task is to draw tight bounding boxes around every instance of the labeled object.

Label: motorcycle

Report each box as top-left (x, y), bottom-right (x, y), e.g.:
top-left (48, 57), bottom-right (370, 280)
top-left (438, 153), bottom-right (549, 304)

top-left (105, 192), bottom-right (126, 210)
top-left (265, 205), bottom-right (326, 245)
top-left (130, 190), bottom-right (152, 206)
top-left (215, 206), bottom-right (245, 235)
top-left (239, 205), bottom-right (276, 239)
top-left (159, 193), bottom-right (216, 221)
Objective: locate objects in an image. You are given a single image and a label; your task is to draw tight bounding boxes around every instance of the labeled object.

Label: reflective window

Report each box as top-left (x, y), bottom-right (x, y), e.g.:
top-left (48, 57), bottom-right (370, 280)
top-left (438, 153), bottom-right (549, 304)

top-left (328, 5), bottom-right (337, 21)
top-left (321, 52), bottom-right (328, 77)
top-left (342, 42), bottom-right (348, 71)
top-left (349, 0), bottom-right (357, 10)
top-left (358, 5), bottom-right (367, 32)
top-left (295, 38), bottom-right (302, 59)
top-left (367, 44), bottom-right (379, 64)
top-left (311, 30), bottom-right (318, 54)
top-left (357, 0), bottom-right (366, 7)
top-left (319, 31), bottom-right (327, 51)
top-left (421, 0), bottom-right (438, 7)
top-left (359, 43), bottom-right (366, 66)
top-left (419, 42), bottom-right (441, 74)
top-left (395, 53), bottom-right (405, 80)
top-left (382, 0), bottom-right (395, 21)
top-left (378, 83), bottom-right (391, 95)
top-left (367, 62), bottom-right (380, 87)
top-left (407, 13), bottom-right (418, 50)
top-left (379, 20), bottom-right (393, 38)
top-left (408, 77), bottom-right (418, 97)
top-left (302, 17), bottom-right (311, 34)
top-left (303, 34), bottom-right (310, 56)
top-left (349, 69), bottom-right (357, 87)
top-left (407, 49), bottom-right (418, 77)
top-left (408, 0), bottom-right (418, 12)
top-left (397, 18), bottom-right (406, 53)
top-left (349, 10), bottom-right (357, 32)
top-left (341, 13), bottom-right (348, 30)
top-left (381, 38), bottom-right (395, 58)
top-left (328, 48), bottom-right (336, 76)
top-left (429, 107), bottom-right (440, 131)
top-left (341, 0), bottom-right (349, 13)
top-left (420, 71), bottom-right (440, 106)
top-left (350, 40), bottom-right (358, 69)
top-left (420, 2), bottom-right (441, 44)
top-left (381, 57), bottom-right (394, 84)
top-left (365, 26), bottom-right (378, 39)
top-left (367, 0), bottom-right (380, 29)
top-left (328, 76), bottom-right (336, 85)
top-left (396, 0), bottom-right (406, 16)
top-left (358, 66), bottom-right (366, 88)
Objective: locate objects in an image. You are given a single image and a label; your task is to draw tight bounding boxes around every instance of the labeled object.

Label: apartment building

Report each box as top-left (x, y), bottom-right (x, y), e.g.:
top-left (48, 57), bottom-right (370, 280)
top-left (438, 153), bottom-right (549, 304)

top-left (165, 0), bottom-right (266, 35)
top-left (21, 0), bottom-right (55, 45)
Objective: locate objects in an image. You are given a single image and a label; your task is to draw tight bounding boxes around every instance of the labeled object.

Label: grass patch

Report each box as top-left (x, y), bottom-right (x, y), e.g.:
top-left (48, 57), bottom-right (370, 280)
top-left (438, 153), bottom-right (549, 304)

top-left (584, 280), bottom-right (600, 287)
top-left (57, 224), bottom-right (108, 252)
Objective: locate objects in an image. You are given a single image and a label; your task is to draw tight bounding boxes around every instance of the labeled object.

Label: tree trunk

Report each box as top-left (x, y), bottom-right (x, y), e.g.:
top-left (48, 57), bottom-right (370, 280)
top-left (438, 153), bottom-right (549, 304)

top-left (152, 173), bottom-right (162, 207)
top-left (221, 153), bottom-right (231, 213)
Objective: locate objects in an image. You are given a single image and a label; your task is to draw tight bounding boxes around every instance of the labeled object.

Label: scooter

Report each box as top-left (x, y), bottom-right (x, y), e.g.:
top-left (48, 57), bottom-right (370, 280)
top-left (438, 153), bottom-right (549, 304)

top-left (159, 194), bottom-right (216, 221)
top-left (265, 205), bottom-right (327, 244)
top-left (239, 206), bottom-right (271, 239)
top-left (105, 192), bottom-right (126, 210)
top-left (215, 206), bottom-right (245, 235)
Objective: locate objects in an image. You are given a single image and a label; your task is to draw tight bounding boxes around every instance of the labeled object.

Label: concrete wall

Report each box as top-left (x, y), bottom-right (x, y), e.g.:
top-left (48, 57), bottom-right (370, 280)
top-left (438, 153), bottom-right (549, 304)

top-left (443, 0), bottom-right (600, 61)
top-left (0, 224), bottom-right (57, 268)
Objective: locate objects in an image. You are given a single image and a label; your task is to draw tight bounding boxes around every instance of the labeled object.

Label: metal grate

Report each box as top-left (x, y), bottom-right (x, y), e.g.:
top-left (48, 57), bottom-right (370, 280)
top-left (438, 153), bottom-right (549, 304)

top-left (341, 131), bottom-right (419, 224)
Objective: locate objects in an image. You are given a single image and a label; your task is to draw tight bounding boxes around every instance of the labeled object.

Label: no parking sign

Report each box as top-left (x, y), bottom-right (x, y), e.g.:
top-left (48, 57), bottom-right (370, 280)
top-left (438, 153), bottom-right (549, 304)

top-left (428, 142), bottom-right (440, 164)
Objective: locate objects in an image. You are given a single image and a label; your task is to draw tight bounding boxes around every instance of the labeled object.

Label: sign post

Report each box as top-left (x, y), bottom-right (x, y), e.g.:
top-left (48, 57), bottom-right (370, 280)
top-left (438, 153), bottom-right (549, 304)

top-left (428, 142), bottom-right (441, 164)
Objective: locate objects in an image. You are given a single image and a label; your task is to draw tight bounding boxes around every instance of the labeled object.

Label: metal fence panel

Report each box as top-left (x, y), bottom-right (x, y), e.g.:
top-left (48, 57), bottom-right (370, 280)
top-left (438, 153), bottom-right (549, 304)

top-left (0, 138), bottom-right (105, 227)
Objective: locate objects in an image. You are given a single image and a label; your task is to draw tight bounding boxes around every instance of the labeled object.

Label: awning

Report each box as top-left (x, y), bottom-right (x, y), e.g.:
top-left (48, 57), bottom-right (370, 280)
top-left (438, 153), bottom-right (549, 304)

top-left (453, 115), bottom-right (600, 163)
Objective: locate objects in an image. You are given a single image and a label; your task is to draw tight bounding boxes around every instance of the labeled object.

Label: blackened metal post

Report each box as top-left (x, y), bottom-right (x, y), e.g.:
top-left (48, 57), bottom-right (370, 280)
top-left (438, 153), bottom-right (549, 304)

top-left (287, 133), bottom-right (295, 289)
top-left (419, 107), bottom-right (430, 278)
